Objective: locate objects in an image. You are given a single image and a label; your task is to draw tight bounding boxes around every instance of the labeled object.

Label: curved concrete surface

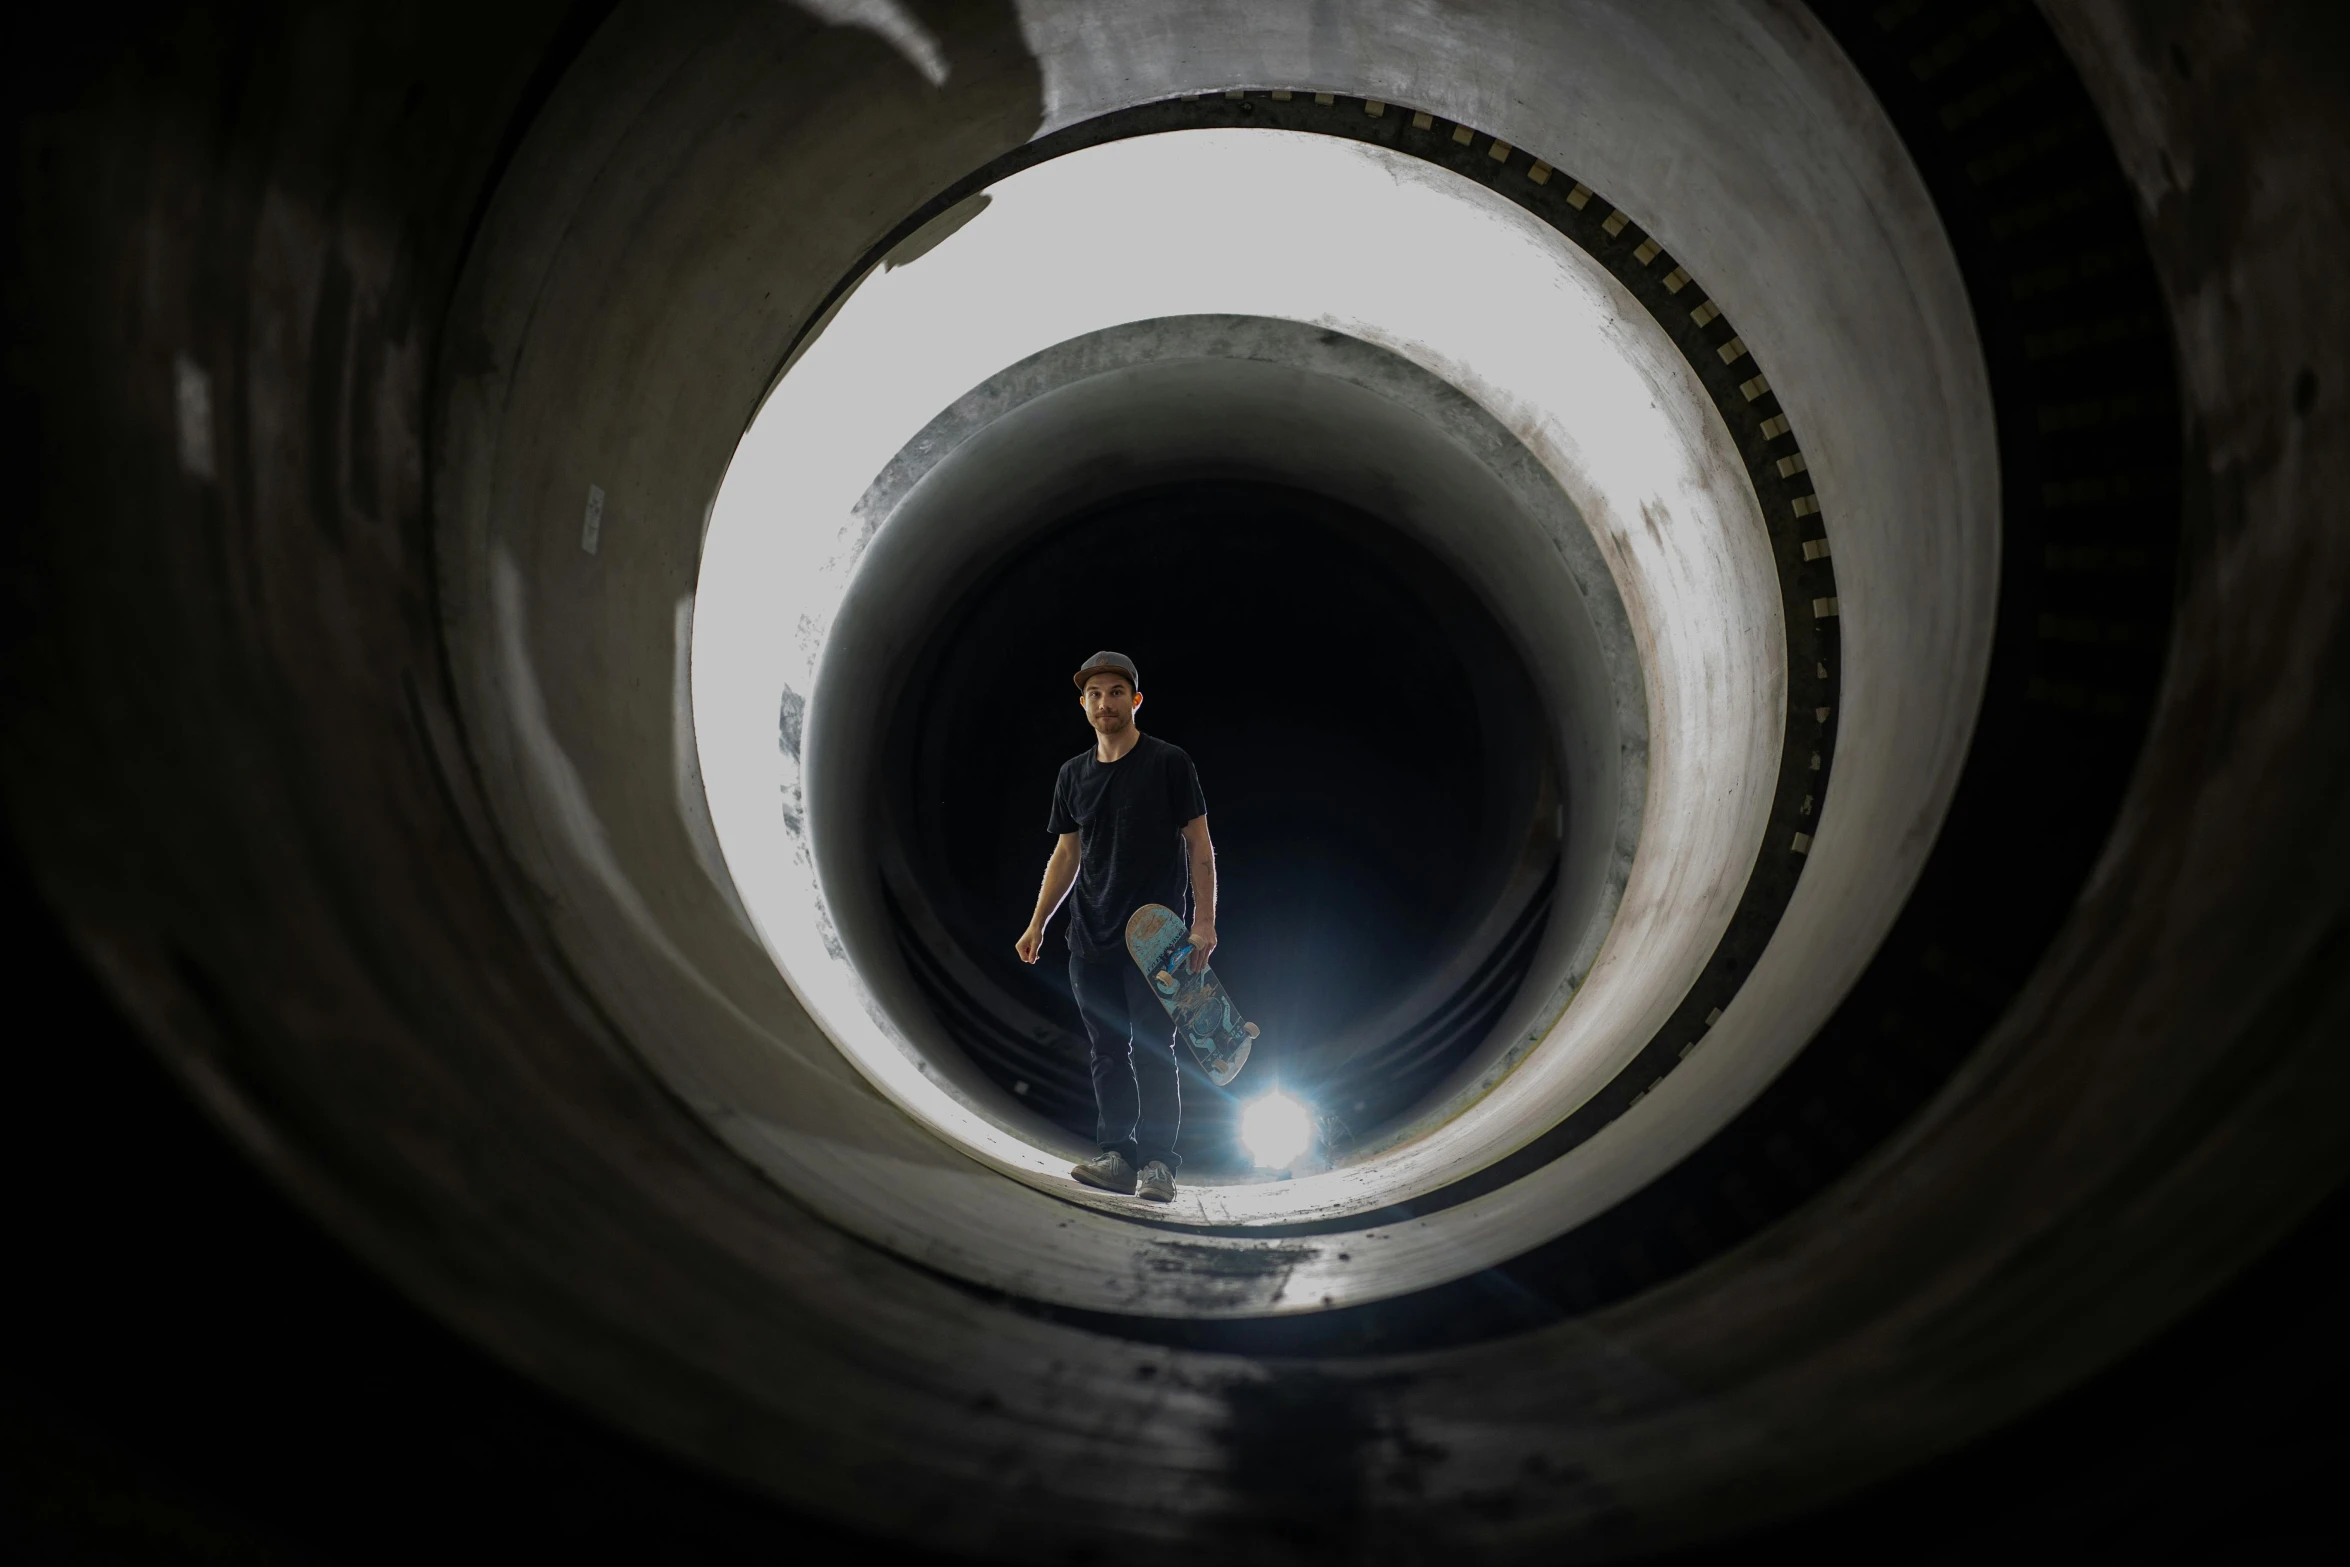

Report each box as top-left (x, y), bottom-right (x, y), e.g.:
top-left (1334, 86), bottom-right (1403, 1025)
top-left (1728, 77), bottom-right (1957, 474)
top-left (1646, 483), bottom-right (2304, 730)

top-left (6, 0), bottom-right (2346, 1559)
top-left (800, 315), bottom-right (1632, 1164)
top-left (703, 213), bottom-right (1774, 1240)
top-left (454, 11), bottom-right (1988, 1319)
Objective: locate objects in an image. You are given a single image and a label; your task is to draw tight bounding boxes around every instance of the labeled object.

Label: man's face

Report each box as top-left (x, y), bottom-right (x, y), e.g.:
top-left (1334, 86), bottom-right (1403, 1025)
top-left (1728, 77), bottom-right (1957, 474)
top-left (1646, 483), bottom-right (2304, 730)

top-left (1080, 674), bottom-right (1139, 734)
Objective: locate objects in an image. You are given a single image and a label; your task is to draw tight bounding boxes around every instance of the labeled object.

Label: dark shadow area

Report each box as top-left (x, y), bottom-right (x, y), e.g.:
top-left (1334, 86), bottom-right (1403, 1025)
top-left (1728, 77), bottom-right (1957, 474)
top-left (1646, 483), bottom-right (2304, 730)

top-left (0, 845), bottom-right (943, 1567)
top-left (3, 834), bottom-right (2340, 1560)
top-left (876, 480), bottom-right (1558, 1169)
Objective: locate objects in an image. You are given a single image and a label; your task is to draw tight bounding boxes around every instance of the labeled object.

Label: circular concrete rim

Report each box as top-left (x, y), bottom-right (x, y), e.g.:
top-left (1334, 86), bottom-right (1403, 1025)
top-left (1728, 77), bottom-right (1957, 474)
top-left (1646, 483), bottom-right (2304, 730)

top-left (442, 2), bottom-right (1989, 1333)
top-left (686, 116), bottom-right (1804, 1240)
top-left (797, 314), bottom-right (1638, 1184)
top-left (691, 118), bottom-right (1819, 1284)
top-left (767, 129), bottom-right (1848, 1231)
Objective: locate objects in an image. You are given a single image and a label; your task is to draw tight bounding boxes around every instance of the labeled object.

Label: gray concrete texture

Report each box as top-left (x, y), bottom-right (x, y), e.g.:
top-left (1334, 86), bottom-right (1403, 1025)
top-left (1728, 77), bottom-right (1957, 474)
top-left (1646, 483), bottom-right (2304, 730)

top-left (2, 0), bottom-right (2345, 1560)
top-left (449, 0), bottom-right (1983, 1302)
top-left (806, 316), bottom-right (1635, 1180)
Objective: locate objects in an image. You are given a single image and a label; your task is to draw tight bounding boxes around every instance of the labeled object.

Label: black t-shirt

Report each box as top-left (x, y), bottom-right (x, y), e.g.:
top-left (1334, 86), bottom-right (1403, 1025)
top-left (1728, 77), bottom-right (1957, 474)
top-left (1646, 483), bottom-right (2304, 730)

top-left (1047, 732), bottom-right (1207, 959)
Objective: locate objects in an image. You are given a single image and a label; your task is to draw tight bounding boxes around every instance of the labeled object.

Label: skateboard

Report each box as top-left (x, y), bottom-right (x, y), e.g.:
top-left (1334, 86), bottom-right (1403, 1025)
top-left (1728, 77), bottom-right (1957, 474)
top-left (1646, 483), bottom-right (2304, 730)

top-left (1124, 903), bottom-right (1259, 1087)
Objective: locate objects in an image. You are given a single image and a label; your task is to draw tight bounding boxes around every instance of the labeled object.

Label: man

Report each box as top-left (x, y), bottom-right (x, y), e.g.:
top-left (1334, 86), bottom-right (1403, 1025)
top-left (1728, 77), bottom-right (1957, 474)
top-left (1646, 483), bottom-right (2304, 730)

top-left (1015, 651), bottom-right (1217, 1203)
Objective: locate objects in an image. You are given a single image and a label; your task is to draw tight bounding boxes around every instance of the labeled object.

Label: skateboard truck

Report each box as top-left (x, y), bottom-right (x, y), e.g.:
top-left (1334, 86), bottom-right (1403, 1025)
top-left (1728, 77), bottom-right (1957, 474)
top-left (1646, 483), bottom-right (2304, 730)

top-left (1154, 943), bottom-right (1200, 992)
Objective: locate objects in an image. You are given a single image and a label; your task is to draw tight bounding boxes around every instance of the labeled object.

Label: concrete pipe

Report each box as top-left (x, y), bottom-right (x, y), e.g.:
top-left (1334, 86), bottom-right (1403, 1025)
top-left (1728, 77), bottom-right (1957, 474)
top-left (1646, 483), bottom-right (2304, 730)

top-left (5, 0), bottom-right (2347, 1559)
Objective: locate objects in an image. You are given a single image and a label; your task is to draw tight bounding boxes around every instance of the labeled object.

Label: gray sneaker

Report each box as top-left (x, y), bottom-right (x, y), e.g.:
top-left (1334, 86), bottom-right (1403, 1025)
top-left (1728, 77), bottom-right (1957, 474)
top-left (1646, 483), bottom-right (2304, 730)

top-left (1071, 1150), bottom-right (1136, 1195)
top-left (1136, 1160), bottom-right (1177, 1203)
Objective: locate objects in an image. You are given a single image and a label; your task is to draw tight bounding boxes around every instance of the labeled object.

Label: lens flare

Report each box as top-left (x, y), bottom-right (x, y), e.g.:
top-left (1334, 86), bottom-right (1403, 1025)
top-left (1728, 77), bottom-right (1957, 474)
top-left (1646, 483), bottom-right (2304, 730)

top-left (1240, 1091), bottom-right (1315, 1169)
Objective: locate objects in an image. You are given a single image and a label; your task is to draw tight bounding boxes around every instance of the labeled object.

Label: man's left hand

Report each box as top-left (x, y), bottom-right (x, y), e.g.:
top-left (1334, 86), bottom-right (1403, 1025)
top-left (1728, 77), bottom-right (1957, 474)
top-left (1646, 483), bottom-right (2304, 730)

top-left (1186, 925), bottom-right (1217, 972)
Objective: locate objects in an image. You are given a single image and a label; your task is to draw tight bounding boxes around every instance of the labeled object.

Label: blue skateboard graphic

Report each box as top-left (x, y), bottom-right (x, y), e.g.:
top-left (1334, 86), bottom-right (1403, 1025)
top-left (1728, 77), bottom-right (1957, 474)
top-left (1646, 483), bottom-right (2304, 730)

top-left (1124, 903), bottom-right (1257, 1087)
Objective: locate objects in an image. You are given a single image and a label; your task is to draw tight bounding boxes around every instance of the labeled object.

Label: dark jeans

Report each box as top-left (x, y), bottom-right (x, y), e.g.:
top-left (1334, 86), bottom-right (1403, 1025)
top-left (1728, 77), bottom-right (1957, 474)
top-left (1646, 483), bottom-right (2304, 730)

top-left (1067, 949), bottom-right (1182, 1171)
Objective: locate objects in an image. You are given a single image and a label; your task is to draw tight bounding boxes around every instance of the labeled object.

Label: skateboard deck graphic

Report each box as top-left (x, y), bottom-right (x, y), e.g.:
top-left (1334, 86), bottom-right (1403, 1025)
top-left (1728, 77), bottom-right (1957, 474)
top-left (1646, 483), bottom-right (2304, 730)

top-left (1125, 903), bottom-right (1258, 1087)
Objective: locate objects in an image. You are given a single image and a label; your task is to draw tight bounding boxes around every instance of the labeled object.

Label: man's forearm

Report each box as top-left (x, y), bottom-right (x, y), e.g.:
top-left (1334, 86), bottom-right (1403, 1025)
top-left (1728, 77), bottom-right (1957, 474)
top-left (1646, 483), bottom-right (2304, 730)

top-left (1188, 838), bottom-right (1217, 933)
top-left (1029, 846), bottom-right (1078, 929)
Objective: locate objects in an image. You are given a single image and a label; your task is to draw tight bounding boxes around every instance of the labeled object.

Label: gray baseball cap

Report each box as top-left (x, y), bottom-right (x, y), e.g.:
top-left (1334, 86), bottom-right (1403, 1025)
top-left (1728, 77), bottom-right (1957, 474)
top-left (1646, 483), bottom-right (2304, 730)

top-left (1071, 650), bottom-right (1139, 689)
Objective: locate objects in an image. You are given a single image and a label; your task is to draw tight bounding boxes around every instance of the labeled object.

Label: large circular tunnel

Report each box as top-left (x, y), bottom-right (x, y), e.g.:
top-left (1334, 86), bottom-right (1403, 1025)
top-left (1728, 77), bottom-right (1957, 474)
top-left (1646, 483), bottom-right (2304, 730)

top-left (5, 2), bottom-right (2348, 1560)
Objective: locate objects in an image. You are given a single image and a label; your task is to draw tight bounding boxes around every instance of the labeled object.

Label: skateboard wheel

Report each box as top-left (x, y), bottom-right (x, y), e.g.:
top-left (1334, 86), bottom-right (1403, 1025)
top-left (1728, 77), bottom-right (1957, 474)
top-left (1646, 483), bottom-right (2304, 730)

top-left (1243, 1022), bottom-right (1260, 1038)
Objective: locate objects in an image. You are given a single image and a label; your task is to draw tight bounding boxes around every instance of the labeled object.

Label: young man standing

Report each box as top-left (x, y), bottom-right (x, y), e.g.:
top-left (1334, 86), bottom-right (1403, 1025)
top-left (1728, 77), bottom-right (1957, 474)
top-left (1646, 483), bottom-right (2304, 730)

top-left (1015, 651), bottom-right (1216, 1203)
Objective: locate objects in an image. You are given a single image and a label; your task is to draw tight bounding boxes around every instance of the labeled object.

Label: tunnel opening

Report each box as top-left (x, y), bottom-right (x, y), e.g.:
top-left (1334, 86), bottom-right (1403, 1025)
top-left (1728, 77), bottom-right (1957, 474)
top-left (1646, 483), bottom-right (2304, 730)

top-left (778, 312), bottom-right (1652, 1212)
top-left (873, 478), bottom-right (1560, 1174)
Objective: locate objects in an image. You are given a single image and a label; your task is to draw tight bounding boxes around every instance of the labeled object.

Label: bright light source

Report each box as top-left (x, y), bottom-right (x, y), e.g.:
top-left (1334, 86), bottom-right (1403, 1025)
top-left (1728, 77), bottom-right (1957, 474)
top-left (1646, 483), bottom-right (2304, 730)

top-left (1240, 1092), bottom-right (1315, 1169)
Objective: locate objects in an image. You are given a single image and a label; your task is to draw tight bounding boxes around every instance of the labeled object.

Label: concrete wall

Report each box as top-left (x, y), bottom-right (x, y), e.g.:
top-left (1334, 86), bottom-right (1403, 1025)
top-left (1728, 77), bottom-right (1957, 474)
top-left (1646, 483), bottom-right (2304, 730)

top-left (3, 0), bottom-right (2344, 1558)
